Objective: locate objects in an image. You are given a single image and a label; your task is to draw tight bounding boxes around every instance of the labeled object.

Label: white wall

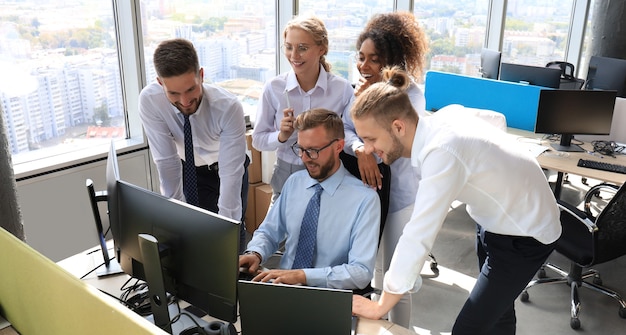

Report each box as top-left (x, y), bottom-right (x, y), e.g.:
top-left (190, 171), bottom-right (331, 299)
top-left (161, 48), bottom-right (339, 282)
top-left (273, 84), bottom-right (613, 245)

top-left (577, 97), bottom-right (626, 146)
top-left (16, 149), bottom-right (153, 262)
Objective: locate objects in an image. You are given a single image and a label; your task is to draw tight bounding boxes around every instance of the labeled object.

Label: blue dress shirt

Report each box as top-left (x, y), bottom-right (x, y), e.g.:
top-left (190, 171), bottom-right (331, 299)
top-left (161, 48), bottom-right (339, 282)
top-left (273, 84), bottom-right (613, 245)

top-left (246, 164), bottom-right (381, 290)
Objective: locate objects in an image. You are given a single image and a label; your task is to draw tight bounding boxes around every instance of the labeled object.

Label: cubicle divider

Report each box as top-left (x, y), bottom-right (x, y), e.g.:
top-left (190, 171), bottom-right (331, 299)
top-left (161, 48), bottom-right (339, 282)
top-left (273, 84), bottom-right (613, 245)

top-left (424, 71), bottom-right (544, 131)
top-left (0, 227), bottom-right (166, 334)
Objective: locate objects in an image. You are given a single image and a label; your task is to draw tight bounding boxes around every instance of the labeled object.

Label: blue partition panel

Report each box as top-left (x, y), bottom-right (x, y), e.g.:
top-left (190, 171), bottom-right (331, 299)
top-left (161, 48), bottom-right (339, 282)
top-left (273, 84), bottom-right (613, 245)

top-left (424, 71), bottom-right (545, 131)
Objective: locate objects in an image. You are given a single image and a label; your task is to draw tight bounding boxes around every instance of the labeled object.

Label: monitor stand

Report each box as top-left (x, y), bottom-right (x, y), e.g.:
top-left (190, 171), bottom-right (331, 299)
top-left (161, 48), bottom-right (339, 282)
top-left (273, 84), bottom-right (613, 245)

top-left (139, 233), bottom-right (173, 334)
top-left (95, 257), bottom-right (123, 277)
top-left (138, 234), bottom-right (214, 335)
top-left (551, 134), bottom-right (584, 152)
top-left (95, 236), bottom-right (123, 277)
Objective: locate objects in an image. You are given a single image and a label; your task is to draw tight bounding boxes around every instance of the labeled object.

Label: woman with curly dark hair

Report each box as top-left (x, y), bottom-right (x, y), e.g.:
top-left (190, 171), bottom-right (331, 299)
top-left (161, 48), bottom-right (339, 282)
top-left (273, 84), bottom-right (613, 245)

top-left (342, 12), bottom-right (429, 328)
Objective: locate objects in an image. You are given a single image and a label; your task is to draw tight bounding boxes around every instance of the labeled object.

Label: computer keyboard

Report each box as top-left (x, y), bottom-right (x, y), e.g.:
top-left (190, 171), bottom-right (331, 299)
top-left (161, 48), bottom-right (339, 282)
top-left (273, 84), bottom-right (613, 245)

top-left (577, 158), bottom-right (626, 174)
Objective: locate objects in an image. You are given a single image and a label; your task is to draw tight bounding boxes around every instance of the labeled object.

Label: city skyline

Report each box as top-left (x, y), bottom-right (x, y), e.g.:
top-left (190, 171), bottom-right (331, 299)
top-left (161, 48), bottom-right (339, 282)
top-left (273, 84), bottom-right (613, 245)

top-left (1, 0), bottom-right (574, 161)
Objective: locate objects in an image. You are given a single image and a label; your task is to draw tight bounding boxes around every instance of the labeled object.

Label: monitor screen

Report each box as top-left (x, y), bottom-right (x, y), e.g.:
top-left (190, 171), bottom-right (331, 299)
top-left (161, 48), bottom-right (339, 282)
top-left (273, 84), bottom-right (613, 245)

top-left (106, 167), bottom-right (241, 324)
top-left (585, 55), bottom-right (626, 98)
top-left (480, 48), bottom-right (501, 79)
top-left (535, 89), bottom-right (617, 152)
top-left (500, 63), bottom-right (562, 88)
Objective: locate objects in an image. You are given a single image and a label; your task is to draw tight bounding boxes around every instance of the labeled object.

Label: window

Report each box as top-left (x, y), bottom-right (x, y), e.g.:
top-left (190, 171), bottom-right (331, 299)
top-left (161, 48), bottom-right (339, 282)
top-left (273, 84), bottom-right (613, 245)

top-left (296, 1), bottom-right (394, 83)
top-left (0, 0), bottom-right (597, 177)
top-left (502, 0), bottom-right (574, 66)
top-left (0, 1), bottom-right (125, 173)
top-left (140, 1), bottom-right (277, 126)
top-left (414, 0), bottom-right (490, 78)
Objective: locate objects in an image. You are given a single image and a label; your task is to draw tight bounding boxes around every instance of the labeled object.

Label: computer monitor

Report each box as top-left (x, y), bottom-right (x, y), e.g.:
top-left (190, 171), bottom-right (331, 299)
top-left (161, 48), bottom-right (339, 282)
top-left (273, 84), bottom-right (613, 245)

top-left (106, 141), bottom-right (121, 242)
top-left (480, 48), bottom-right (501, 79)
top-left (500, 63), bottom-right (562, 88)
top-left (105, 145), bottom-right (241, 331)
top-left (585, 55), bottom-right (626, 98)
top-left (535, 89), bottom-right (617, 152)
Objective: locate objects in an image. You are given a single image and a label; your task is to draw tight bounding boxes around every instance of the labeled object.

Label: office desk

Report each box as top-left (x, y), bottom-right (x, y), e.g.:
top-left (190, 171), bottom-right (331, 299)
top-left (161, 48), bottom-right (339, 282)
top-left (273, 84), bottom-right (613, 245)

top-left (57, 245), bottom-right (417, 335)
top-left (508, 128), bottom-right (626, 197)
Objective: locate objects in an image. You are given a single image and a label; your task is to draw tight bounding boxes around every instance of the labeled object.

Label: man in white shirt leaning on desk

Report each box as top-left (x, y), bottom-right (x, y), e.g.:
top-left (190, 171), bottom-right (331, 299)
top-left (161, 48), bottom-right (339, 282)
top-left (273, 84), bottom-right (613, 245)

top-left (350, 67), bottom-right (561, 335)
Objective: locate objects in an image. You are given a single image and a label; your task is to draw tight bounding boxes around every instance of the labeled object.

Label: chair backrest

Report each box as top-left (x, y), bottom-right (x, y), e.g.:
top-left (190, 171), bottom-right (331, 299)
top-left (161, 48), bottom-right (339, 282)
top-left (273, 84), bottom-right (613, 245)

top-left (546, 61), bottom-right (585, 89)
top-left (594, 183), bottom-right (626, 263)
top-left (546, 61), bottom-right (575, 78)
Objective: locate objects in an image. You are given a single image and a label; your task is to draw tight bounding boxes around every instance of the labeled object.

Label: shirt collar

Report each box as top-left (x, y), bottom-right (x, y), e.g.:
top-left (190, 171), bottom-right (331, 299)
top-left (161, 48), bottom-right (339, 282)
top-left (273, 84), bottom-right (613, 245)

top-left (285, 64), bottom-right (328, 94)
top-left (303, 161), bottom-right (348, 196)
top-left (411, 117), bottom-right (429, 168)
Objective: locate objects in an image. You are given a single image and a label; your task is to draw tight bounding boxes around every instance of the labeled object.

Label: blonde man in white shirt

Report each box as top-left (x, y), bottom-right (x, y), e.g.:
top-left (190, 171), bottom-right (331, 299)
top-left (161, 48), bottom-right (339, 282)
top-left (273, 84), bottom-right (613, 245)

top-left (350, 67), bottom-right (561, 335)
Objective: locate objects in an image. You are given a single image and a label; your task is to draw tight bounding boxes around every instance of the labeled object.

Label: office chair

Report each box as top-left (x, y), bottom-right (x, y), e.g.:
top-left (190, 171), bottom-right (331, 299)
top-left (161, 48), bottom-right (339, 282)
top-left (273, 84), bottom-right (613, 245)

top-left (546, 61), bottom-right (585, 90)
top-left (520, 182), bottom-right (626, 329)
top-left (86, 178), bottom-right (122, 276)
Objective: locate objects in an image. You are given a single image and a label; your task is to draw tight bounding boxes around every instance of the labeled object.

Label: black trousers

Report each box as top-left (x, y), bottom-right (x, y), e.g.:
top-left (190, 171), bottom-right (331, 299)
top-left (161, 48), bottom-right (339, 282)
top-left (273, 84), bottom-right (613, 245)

top-left (452, 225), bottom-right (555, 334)
top-left (184, 155), bottom-right (250, 254)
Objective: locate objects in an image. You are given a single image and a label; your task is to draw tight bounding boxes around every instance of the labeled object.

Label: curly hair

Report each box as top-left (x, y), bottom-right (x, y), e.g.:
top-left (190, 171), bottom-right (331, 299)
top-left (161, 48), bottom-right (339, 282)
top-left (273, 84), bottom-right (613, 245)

top-left (356, 11), bottom-right (428, 80)
top-left (283, 15), bottom-right (331, 72)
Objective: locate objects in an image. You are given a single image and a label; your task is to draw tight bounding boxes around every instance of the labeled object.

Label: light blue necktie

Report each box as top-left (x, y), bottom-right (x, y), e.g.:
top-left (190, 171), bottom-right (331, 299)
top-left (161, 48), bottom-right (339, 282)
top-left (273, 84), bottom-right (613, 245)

top-left (183, 114), bottom-right (199, 206)
top-left (292, 184), bottom-right (323, 269)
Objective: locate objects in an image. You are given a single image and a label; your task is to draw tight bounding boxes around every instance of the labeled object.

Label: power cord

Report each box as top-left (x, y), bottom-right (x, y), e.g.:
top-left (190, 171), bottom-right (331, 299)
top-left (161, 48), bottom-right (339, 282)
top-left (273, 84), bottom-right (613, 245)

top-left (591, 140), bottom-right (625, 157)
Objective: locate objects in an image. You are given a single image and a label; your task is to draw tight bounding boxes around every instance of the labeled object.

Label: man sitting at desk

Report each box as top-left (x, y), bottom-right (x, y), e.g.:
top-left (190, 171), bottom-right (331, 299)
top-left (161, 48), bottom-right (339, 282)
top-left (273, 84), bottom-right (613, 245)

top-left (239, 108), bottom-right (381, 290)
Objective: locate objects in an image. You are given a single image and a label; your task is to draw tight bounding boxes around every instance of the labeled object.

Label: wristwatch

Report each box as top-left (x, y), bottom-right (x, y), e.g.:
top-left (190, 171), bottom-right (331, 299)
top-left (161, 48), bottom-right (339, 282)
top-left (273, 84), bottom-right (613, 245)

top-left (244, 250), bottom-right (262, 262)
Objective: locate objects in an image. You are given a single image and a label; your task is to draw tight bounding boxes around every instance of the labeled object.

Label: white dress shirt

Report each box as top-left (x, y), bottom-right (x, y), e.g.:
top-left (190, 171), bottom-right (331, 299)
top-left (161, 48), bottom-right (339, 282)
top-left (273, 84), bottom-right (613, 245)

top-left (251, 65), bottom-right (354, 165)
top-left (383, 113), bottom-right (561, 295)
top-left (138, 82), bottom-right (247, 221)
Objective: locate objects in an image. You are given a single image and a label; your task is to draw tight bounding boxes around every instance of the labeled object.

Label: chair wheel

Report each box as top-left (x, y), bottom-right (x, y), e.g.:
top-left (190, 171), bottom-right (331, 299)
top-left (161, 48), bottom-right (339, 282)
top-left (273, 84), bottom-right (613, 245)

top-left (593, 275), bottom-right (602, 285)
top-left (520, 291), bottom-right (529, 302)
top-left (570, 317), bottom-right (580, 329)
top-left (537, 268), bottom-right (547, 278)
top-left (430, 262), bottom-right (439, 275)
top-left (619, 307), bottom-right (626, 318)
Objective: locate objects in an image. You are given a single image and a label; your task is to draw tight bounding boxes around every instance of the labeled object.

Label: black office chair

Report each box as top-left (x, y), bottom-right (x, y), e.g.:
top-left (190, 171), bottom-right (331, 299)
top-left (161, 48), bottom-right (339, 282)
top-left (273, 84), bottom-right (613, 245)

top-left (86, 178), bottom-right (122, 276)
top-left (546, 61), bottom-right (585, 90)
top-left (520, 182), bottom-right (626, 329)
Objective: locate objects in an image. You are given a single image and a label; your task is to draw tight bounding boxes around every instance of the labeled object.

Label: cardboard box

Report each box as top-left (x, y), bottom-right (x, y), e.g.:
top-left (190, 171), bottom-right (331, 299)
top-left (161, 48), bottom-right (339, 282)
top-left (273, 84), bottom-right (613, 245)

top-left (246, 131), bottom-right (262, 184)
top-left (254, 183), bottom-right (273, 228)
top-left (245, 182), bottom-right (261, 233)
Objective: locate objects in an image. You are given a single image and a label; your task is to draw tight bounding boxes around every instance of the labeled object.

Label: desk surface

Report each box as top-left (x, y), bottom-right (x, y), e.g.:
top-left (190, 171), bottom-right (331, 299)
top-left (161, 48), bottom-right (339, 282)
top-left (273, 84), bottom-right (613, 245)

top-left (509, 128), bottom-right (626, 185)
top-left (57, 246), bottom-right (416, 335)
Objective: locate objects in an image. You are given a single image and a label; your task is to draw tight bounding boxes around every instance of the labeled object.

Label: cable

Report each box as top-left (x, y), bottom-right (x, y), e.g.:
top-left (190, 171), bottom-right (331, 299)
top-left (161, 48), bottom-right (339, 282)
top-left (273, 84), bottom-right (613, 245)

top-left (591, 140), bottom-right (620, 157)
top-left (170, 312), bottom-right (209, 335)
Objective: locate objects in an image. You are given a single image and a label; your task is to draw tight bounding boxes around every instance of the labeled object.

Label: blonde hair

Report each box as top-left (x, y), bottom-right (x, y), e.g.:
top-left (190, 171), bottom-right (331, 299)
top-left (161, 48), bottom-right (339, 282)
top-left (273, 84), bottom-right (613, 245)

top-left (283, 15), bottom-right (331, 72)
top-left (350, 66), bottom-right (418, 128)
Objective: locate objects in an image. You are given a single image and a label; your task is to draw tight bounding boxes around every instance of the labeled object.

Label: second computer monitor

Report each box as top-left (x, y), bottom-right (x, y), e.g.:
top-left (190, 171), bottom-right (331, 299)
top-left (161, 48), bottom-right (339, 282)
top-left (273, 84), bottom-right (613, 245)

top-left (585, 55), bottom-right (626, 98)
top-left (535, 89), bottom-right (617, 152)
top-left (500, 63), bottom-right (562, 88)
